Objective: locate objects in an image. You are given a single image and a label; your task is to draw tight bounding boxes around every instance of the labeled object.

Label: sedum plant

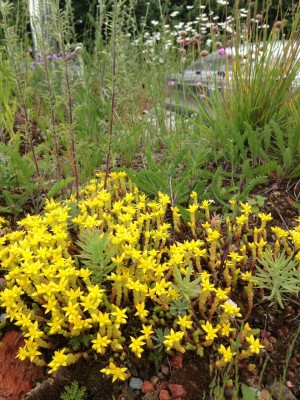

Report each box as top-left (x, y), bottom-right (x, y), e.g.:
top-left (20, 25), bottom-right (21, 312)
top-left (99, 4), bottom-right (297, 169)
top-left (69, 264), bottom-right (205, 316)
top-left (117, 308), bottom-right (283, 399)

top-left (0, 173), bottom-right (299, 383)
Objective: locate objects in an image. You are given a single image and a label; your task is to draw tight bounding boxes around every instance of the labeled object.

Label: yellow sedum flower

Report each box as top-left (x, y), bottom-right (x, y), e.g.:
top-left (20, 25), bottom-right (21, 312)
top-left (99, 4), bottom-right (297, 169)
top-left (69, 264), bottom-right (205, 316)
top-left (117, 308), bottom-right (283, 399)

top-left (135, 302), bottom-right (149, 320)
top-left (176, 315), bottom-right (193, 330)
top-left (201, 321), bottom-right (219, 341)
top-left (246, 335), bottom-right (265, 354)
top-left (48, 348), bottom-right (69, 374)
top-left (141, 324), bottom-right (154, 339)
top-left (240, 203), bottom-right (252, 215)
top-left (218, 322), bottom-right (234, 337)
top-left (163, 329), bottom-right (185, 352)
top-left (218, 344), bottom-right (236, 363)
top-left (91, 333), bottom-right (112, 354)
top-left (129, 336), bottom-right (146, 358)
top-left (100, 362), bottom-right (128, 382)
top-left (221, 301), bottom-right (242, 318)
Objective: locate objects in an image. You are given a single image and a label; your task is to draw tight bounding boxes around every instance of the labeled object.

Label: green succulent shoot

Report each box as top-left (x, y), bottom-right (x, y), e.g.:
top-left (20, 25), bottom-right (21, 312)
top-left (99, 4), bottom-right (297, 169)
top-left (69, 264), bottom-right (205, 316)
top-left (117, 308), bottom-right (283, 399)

top-left (172, 265), bottom-right (201, 301)
top-left (254, 250), bottom-right (300, 309)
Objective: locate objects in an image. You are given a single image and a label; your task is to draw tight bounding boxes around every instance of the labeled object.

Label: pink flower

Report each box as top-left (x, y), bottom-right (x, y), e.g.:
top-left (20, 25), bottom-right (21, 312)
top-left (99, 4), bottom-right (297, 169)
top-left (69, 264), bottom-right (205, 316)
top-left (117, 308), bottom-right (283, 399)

top-left (196, 81), bottom-right (203, 87)
top-left (168, 81), bottom-right (176, 87)
top-left (200, 94), bottom-right (206, 99)
top-left (179, 39), bottom-right (190, 47)
top-left (217, 48), bottom-right (226, 55)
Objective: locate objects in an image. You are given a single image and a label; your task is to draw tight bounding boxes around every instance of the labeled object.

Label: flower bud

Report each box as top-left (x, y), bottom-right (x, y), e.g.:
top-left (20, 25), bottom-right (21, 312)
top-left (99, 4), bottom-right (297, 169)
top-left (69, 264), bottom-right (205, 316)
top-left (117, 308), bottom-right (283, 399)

top-left (211, 25), bottom-right (219, 34)
top-left (200, 50), bottom-right (209, 57)
top-left (178, 48), bottom-right (186, 57)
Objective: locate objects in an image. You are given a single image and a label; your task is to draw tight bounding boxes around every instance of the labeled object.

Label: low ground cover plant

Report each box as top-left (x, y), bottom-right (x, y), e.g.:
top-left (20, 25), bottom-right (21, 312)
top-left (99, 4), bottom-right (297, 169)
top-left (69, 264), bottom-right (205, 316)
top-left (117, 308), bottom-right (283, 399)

top-left (0, 172), bottom-right (299, 384)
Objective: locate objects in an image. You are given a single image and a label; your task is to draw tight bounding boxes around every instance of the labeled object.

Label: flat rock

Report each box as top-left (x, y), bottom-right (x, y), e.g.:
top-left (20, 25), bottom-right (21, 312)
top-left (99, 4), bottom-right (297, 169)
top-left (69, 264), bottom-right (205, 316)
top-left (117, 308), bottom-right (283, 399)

top-left (129, 376), bottom-right (143, 390)
top-left (142, 381), bottom-right (155, 393)
top-left (0, 331), bottom-right (45, 400)
top-left (269, 383), bottom-right (297, 400)
top-left (159, 389), bottom-right (171, 400)
top-left (169, 383), bottom-right (187, 398)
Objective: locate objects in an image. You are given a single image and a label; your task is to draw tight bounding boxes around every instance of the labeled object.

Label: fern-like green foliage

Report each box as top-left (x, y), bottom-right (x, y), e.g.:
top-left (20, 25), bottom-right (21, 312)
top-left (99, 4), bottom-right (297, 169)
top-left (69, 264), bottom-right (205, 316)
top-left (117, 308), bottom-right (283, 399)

top-left (0, 141), bottom-right (36, 214)
top-left (210, 165), bottom-right (270, 205)
top-left (69, 334), bottom-right (92, 351)
top-left (255, 251), bottom-right (300, 309)
top-left (122, 147), bottom-right (209, 206)
top-left (77, 229), bottom-right (119, 285)
top-left (269, 119), bottom-right (300, 172)
top-left (60, 381), bottom-right (86, 400)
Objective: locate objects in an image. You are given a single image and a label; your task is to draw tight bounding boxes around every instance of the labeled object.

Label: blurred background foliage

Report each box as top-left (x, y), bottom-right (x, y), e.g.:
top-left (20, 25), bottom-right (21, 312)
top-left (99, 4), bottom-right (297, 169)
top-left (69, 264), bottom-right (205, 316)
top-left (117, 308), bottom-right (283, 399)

top-left (67, 0), bottom-right (294, 39)
top-left (3, 1), bottom-right (294, 45)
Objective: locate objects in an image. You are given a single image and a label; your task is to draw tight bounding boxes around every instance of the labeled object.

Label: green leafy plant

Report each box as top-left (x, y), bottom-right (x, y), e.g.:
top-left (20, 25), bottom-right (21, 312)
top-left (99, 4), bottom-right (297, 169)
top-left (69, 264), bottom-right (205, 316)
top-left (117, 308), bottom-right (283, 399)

top-left (123, 147), bottom-right (208, 206)
top-left (169, 298), bottom-right (190, 317)
top-left (255, 251), bottom-right (300, 308)
top-left (60, 381), bottom-right (87, 400)
top-left (0, 141), bottom-right (37, 214)
top-left (148, 350), bottom-right (164, 365)
top-left (152, 328), bottom-right (170, 352)
top-left (77, 229), bottom-right (119, 285)
top-left (210, 165), bottom-right (270, 206)
top-left (69, 334), bottom-right (92, 351)
top-left (172, 265), bottom-right (201, 301)
top-left (240, 383), bottom-right (259, 400)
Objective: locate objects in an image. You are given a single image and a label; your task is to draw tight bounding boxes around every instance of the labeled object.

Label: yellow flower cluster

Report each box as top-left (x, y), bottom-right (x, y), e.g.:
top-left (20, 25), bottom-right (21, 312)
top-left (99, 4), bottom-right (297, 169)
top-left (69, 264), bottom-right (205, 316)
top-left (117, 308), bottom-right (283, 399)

top-left (0, 173), bottom-right (298, 380)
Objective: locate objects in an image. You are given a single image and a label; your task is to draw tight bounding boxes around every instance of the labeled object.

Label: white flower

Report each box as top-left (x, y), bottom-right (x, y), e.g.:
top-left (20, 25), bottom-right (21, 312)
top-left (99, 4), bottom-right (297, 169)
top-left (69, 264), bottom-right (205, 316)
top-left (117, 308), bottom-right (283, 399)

top-left (170, 11), bottom-right (179, 17)
top-left (225, 26), bottom-right (233, 33)
top-left (151, 20), bottom-right (159, 26)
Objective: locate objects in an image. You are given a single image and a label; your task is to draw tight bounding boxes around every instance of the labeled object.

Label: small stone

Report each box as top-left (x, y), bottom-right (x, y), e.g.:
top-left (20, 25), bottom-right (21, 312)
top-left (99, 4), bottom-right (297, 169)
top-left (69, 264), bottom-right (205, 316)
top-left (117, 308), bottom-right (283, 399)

top-left (0, 331), bottom-right (45, 400)
top-left (170, 353), bottom-right (183, 369)
top-left (269, 383), bottom-right (297, 400)
top-left (269, 336), bottom-right (277, 344)
top-left (169, 383), bottom-right (187, 399)
top-left (261, 337), bottom-right (274, 352)
top-left (150, 375), bottom-right (160, 385)
top-left (0, 278), bottom-right (6, 290)
top-left (260, 389), bottom-right (272, 400)
top-left (157, 381), bottom-right (169, 390)
top-left (129, 377), bottom-right (143, 390)
top-left (159, 389), bottom-right (171, 400)
top-left (142, 381), bottom-right (155, 394)
top-left (160, 364), bottom-right (169, 376)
